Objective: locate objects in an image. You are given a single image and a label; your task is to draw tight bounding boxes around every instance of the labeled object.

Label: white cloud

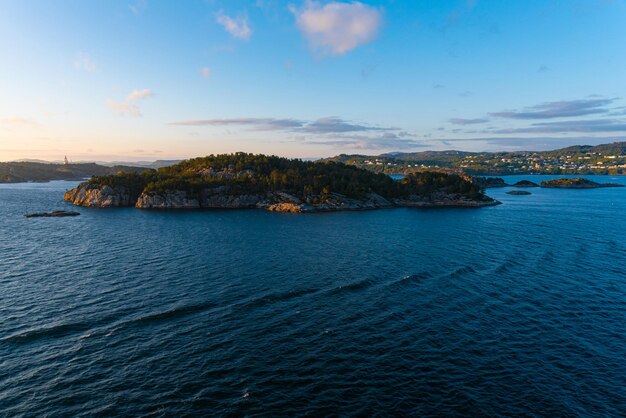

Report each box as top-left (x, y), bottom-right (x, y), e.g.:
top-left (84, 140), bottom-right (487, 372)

top-left (74, 53), bottom-right (97, 73)
top-left (127, 88), bottom-right (154, 101)
top-left (108, 89), bottom-right (152, 117)
top-left (106, 101), bottom-right (142, 117)
top-left (290, 1), bottom-right (383, 55)
top-left (129, 0), bottom-right (147, 15)
top-left (216, 12), bottom-right (252, 40)
top-left (200, 67), bottom-right (211, 79)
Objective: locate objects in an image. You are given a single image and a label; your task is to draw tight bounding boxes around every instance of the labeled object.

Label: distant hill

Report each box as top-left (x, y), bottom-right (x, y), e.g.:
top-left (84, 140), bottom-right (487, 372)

top-left (322, 141), bottom-right (626, 175)
top-left (95, 160), bottom-right (181, 169)
top-left (0, 162), bottom-right (151, 183)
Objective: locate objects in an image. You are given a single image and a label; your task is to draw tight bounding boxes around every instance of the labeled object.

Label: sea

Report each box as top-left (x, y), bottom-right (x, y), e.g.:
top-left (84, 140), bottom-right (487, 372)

top-left (1, 175), bottom-right (625, 416)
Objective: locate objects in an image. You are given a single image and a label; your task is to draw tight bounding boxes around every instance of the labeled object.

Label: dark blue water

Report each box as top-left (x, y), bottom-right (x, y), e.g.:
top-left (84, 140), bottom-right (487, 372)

top-left (1, 176), bottom-right (626, 416)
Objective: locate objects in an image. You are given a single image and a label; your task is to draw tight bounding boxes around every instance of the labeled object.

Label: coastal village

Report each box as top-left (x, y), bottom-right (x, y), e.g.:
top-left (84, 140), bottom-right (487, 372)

top-left (335, 142), bottom-right (626, 175)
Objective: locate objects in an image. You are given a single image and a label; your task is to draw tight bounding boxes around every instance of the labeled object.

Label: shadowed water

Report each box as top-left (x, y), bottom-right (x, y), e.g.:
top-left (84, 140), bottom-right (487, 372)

top-left (1, 176), bottom-right (625, 416)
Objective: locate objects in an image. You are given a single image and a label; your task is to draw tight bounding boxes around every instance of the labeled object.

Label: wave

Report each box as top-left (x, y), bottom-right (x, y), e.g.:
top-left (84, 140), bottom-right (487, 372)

top-left (122, 301), bottom-right (219, 328)
top-left (386, 272), bottom-right (433, 289)
top-left (324, 278), bottom-right (377, 296)
top-left (239, 287), bottom-right (320, 310)
top-left (1, 322), bottom-right (90, 344)
top-left (494, 258), bottom-right (523, 274)
top-left (447, 266), bottom-right (477, 279)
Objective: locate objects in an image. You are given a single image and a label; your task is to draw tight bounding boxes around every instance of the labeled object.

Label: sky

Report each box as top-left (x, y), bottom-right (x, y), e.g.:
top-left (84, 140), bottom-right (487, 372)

top-left (1, 0), bottom-right (626, 162)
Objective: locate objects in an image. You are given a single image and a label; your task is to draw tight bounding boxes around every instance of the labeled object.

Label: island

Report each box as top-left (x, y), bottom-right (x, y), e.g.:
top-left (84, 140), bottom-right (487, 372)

top-left (24, 210), bottom-right (80, 218)
top-left (472, 177), bottom-right (508, 188)
top-left (512, 180), bottom-right (539, 188)
top-left (64, 153), bottom-right (500, 212)
top-left (506, 190), bottom-right (532, 195)
top-left (540, 178), bottom-right (624, 189)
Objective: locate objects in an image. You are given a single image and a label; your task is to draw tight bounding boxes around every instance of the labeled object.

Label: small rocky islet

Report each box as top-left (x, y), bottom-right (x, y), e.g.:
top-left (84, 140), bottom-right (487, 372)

top-left (512, 180), bottom-right (540, 188)
top-left (540, 178), bottom-right (624, 188)
top-left (24, 210), bottom-right (80, 218)
top-left (506, 190), bottom-right (532, 195)
top-left (64, 153), bottom-right (500, 213)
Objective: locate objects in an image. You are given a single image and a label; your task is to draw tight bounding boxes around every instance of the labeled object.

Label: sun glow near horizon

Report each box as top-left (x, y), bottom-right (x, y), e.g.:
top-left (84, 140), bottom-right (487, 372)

top-left (2, 0), bottom-right (626, 162)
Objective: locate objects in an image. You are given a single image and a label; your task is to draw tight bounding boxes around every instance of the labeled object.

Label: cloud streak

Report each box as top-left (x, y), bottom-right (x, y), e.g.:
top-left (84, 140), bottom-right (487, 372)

top-left (290, 1), bottom-right (383, 55)
top-left (448, 118), bottom-right (488, 125)
top-left (304, 132), bottom-right (427, 150)
top-left (169, 116), bottom-right (392, 134)
top-left (169, 118), bottom-right (304, 130)
top-left (302, 117), bottom-right (392, 133)
top-left (489, 119), bottom-right (626, 134)
top-left (490, 98), bottom-right (615, 119)
top-left (168, 116), bottom-right (418, 150)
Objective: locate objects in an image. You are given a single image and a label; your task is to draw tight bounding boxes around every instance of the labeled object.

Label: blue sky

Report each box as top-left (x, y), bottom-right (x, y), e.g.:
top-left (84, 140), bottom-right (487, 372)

top-left (1, 0), bottom-right (625, 161)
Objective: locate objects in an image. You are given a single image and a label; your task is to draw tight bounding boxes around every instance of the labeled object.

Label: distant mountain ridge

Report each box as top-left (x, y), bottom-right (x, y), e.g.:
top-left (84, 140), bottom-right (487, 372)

top-left (95, 160), bottom-right (182, 169)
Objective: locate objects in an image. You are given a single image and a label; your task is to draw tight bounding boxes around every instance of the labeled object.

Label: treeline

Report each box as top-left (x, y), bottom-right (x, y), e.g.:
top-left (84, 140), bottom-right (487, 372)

top-left (87, 152), bottom-right (484, 201)
top-left (0, 162), bottom-right (148, 183)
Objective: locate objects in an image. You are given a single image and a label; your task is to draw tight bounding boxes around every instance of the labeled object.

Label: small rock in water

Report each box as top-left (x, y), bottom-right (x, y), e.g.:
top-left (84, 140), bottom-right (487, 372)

top-left (506, 190), bottom-right (532, 195)
top-left (24, 210), bottom-right (81, 218)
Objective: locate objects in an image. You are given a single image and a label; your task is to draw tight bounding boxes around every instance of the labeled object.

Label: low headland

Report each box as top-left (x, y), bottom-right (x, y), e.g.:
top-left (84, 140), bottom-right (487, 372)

top-left (64, 153), bottom-right (500, 212)
top-left (0, 161), bottom-right (149, 183)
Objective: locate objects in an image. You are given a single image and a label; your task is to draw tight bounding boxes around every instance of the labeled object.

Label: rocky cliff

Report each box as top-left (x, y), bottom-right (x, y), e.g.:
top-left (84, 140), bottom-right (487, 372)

top-left (63, 184), bottom-right (131, 207)
top-left (65, 182), bottom-right (499, 212)
top-left (135, 190), bottom-right (262, 209)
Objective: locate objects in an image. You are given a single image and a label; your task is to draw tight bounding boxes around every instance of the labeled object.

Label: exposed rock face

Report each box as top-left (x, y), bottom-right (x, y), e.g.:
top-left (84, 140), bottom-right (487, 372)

top-left (265, 202), bottom-right (306, 213)
top-left (136, 191), bottom-right (200, 209)
top-left (65, 182), bottom-right (500, 212)
top-left (63, 184), bottom-right (130, 207)
top-left (135, 189), bottom-right (262, 209)
top-left (263, 192), bottom-right (395, 213)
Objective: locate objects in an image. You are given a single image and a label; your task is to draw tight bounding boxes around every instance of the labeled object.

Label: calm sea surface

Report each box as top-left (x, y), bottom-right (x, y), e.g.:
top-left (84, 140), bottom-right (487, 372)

top-left (1, 175), bottom-right (626, 416)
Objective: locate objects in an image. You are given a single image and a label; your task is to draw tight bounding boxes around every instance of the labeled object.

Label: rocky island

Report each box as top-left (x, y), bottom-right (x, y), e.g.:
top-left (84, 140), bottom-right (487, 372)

top-left (24, 210), bottom-right (80, 218)
top-left (64, 153), bottom-right (500, 212)
top-left (540, 178), bottom-right (624, 189)
top-left (472, 177), bottom-right (508, 188)
top-left (512, 180), bottom-right (540, 188)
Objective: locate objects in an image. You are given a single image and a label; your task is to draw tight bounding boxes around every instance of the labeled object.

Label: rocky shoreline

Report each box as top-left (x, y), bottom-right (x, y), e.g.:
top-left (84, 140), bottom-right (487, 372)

top-left (64, 183), bottom-right (500, 213)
